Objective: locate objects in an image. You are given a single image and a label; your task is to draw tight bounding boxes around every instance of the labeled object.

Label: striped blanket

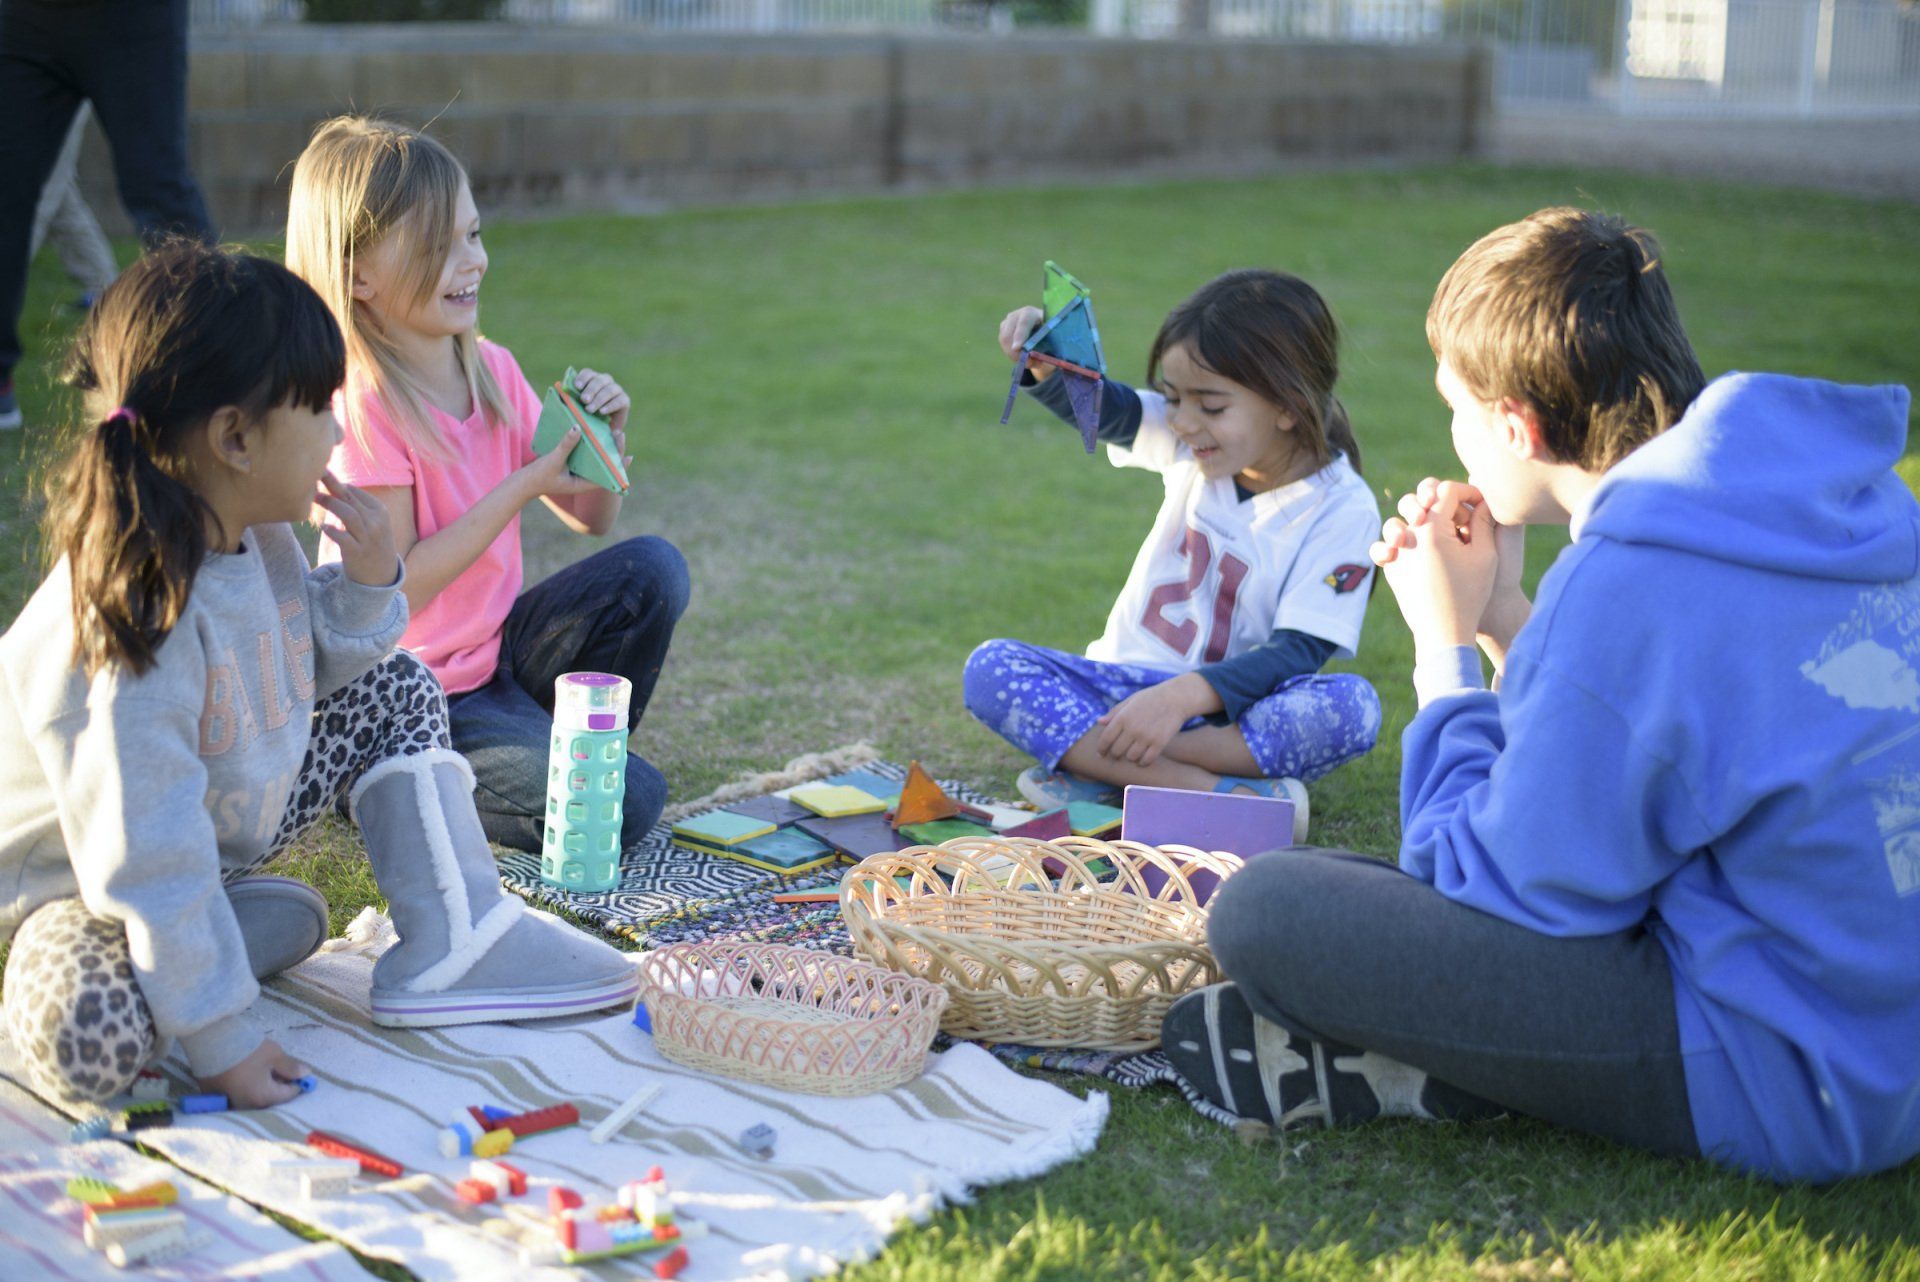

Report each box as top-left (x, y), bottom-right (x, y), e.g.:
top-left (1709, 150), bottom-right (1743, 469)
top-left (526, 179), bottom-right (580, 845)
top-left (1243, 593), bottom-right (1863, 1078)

top-left (0, 920), bottom-right (1107, 1282)
top-left (0, 1076), bottom-right (369, 1280)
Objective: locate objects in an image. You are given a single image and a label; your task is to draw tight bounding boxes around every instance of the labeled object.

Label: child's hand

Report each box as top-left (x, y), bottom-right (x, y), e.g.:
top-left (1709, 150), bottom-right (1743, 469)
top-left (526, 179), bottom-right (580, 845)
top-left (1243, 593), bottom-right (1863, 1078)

top-left (1372, 487), bottom-right (1500, 653)
top-left (1093, 681), bottom-right (1194, 766)
top-left (573, 367), bottom-right (630, 439)
top-left (997, 306), bottom-right (1053, 381)
top-left (1375, 478), bottom-right (1530, 644)
top-left (314, 470), bottom-right (399, 587)
top-left (199, 1038), bottom-right (310, 1110)
top-left (519, 426), bottom-right (605, 499)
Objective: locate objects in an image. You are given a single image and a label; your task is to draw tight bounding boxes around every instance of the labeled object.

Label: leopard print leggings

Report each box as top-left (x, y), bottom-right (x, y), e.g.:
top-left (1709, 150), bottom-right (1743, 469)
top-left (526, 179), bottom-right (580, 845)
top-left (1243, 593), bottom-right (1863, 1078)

top-left (2, 651), bottom-right (449, 1103)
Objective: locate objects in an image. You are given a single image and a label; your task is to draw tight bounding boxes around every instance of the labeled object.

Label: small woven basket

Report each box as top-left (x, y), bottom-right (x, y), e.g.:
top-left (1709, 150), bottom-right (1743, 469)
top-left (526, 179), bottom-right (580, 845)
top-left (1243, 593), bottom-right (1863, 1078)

top-left (840, 836), bottom-right (1242, 1053)
top-left (635, 942), bottom-right (949, 1096)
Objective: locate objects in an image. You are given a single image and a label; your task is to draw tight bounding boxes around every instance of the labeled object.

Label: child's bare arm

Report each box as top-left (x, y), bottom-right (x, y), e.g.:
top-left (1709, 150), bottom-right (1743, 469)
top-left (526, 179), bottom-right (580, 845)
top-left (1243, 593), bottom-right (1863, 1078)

top-left (358, 428), bottom-right (594, 613)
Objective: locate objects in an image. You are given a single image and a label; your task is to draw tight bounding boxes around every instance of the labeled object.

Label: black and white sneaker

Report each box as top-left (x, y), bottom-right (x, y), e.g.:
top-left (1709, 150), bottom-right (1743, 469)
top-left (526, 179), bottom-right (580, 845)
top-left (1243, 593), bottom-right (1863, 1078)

top-left (1162, 982), bottom-right (1502, 1129)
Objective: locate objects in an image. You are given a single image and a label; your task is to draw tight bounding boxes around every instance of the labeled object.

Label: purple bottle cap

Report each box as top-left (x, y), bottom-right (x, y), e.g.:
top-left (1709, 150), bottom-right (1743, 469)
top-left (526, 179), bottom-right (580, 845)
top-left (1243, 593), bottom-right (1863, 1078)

top-left (587, 713), bottom-right (618, 731)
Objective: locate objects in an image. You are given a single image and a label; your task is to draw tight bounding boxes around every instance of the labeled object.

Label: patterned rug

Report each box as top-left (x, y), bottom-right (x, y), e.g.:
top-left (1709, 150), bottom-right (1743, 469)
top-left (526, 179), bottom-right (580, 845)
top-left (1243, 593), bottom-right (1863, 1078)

top-left (496, 755), bottom-right (1216, 1108)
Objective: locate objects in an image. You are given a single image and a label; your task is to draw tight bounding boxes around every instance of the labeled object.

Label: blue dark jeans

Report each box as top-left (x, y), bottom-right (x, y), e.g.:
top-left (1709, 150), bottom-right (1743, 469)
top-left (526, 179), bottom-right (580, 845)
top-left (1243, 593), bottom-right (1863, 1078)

top-left (0, 0), bottom-right (215, 380)
top-left (446, 536), bottom-right (691, 852)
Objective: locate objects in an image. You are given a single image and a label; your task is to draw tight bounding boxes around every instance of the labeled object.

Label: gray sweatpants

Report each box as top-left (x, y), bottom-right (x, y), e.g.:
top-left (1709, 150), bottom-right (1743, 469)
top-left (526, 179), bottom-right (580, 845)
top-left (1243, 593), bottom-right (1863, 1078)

top-left (1207, 847), bottom-right (1698, 1158)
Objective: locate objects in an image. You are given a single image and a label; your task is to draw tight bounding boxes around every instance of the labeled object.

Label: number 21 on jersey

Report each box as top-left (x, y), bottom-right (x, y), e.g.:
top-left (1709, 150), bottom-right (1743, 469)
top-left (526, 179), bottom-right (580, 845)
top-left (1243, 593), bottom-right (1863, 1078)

top-left (1141, 527), bottom-right (1248, 663)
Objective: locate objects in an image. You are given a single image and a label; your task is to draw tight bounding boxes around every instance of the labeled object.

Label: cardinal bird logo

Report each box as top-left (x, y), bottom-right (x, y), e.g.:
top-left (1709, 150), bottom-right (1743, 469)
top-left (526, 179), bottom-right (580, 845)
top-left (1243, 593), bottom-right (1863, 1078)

top-left (1324, 563), bottom-right (1369, 594)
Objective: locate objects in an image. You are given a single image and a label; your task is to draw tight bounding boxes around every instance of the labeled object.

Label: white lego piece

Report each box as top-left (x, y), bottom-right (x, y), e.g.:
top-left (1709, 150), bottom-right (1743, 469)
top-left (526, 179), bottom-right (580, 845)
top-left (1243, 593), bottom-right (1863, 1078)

top-left (105, 1224), bottom-right (208, 1267)
top-left (82, 1208), bottom-right (183, 1250)
top-left (589, 1081), bottom-right (663, 1144)
top-left (300, 1168), bottom-right (355, 1200)
top-left (128, 1073), bottom-right (170, 1102)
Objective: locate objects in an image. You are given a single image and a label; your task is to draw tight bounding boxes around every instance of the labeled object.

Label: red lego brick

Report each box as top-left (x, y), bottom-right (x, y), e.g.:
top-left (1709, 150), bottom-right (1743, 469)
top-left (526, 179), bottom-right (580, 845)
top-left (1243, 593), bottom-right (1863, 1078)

top-left (654, 1245), bottom-right (689, 1279)
top-left (498, 1103), bottom-right (579, 1138)
top-left (454, 1178), bottom-right (496, 1204)
top-left (306, 1130), bottom-right (402, 1178)
top-left (549, 1186), bottom-right (583, 1215)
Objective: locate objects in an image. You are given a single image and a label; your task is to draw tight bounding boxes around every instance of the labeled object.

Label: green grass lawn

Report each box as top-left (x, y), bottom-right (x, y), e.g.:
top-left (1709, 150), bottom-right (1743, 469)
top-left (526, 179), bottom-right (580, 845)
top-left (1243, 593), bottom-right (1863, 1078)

top-left (4, 163), bottom-right (1918, 1280)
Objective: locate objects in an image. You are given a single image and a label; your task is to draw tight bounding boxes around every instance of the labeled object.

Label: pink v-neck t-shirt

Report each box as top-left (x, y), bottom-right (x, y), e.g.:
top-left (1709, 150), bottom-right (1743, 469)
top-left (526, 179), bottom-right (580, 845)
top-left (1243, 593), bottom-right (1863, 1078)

top-left (322, 340), bottom-right (541, 695)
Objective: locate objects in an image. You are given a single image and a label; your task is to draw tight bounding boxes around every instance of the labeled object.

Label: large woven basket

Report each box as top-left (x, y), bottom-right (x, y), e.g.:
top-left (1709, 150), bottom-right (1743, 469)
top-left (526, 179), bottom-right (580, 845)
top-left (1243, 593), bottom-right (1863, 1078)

top-left (840, 836), bottom-right (1242, 1053)
top-left (635, 942), bottom-right (949, 1096)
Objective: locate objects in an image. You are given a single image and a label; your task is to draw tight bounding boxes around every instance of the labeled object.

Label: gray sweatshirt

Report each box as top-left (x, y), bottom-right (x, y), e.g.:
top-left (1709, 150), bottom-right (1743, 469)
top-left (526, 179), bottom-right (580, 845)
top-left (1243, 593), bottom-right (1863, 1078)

top-left (0, 523), bottom-right (405, 1077)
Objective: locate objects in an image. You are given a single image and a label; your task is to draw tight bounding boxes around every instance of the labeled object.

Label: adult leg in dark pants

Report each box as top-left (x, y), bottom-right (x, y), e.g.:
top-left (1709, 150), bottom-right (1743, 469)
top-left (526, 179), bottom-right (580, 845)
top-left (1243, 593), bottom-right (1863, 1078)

top-left (448, 536), bottom-right (691, 852)
top-left (0, 0), bottom-right (214, 388)
top-left (1165, 847), bottom-right (1698, 1158)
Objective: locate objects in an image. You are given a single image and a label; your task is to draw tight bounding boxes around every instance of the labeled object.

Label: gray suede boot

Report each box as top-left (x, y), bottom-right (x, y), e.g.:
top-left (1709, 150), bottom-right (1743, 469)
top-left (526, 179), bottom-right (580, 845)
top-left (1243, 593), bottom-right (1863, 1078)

top-left (348, 748), bottom-right (640, 1028)
top-left (227, 876), bottom-right (329, 980)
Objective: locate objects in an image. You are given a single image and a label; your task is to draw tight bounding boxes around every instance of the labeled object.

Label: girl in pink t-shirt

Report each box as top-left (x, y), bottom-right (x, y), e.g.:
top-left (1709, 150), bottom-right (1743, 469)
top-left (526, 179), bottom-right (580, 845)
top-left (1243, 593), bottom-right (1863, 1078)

top-left (286, 116), bottom-right (689, 853)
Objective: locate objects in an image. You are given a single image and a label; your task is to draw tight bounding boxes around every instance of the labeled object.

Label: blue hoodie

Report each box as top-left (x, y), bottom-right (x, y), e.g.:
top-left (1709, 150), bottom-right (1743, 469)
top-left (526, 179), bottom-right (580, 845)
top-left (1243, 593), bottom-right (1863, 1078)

top-left (1399, 373), bottom-right (1920, 1183)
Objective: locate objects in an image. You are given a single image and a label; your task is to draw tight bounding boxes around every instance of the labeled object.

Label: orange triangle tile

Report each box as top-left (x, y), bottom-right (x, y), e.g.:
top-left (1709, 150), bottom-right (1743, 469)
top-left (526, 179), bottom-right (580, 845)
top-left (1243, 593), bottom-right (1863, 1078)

top-left (891, 760), bottom-right (959, 829)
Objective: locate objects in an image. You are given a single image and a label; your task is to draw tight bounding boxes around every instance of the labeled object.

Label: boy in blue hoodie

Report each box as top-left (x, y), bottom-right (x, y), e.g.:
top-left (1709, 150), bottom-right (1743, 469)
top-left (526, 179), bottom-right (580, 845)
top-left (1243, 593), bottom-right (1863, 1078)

top-left (1161, 207), bottom-right (1920, 1183)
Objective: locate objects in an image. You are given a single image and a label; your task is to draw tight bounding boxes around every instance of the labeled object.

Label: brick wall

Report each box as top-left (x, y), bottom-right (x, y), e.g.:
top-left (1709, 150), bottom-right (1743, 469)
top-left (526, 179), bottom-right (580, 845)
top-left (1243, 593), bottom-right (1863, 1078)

top-left (75, 27), bottom-right (1490, 234)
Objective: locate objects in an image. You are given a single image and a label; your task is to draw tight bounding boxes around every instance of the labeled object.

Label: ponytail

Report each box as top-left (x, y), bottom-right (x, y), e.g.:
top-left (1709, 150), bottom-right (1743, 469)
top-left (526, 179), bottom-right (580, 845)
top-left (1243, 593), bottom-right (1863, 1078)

top-left (53, 407), bottom-right (218, 677)
top-left (1324, 395), bottom-right (1363, 476)
top-left (46, 240), bottom-right (345, 679)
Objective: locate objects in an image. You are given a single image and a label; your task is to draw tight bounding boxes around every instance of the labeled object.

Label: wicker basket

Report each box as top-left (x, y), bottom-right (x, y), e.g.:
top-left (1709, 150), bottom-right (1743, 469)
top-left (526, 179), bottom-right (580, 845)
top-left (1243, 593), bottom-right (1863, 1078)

top-left (635, 942), bottom-right (949, 1096)
top-left (840, 836), bottom-right (1242, 1053)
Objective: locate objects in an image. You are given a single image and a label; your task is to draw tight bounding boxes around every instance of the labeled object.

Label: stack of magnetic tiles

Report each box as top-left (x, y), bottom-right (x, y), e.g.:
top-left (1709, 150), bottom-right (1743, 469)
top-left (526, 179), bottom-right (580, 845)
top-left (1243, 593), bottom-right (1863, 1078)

top-left (65, 1175), bottom-right (206, 1268)
top-left (668, 763), bottom-right (1123, 875)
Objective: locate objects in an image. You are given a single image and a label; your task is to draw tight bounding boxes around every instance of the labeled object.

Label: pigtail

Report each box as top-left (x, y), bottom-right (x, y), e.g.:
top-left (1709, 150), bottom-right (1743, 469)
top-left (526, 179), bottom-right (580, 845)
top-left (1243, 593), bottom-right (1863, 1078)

top-left (54, 408), bottom-right (216, 678)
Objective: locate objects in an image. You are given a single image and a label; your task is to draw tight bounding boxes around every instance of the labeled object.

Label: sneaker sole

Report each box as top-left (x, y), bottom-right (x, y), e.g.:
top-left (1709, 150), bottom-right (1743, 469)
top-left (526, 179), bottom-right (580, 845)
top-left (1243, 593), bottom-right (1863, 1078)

top-left (1163, 984), bottom-right (1377, 1128)
top-left (369, 972), bottom-right (641, 1027)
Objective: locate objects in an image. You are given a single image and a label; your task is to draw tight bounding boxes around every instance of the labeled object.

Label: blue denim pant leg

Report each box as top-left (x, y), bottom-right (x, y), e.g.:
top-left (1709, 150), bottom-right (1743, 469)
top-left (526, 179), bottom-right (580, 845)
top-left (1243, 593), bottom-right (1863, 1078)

top-left (447, 536), bottom-right (691, 852)
top-left (1236, 672), bottom-right (1382, 781)
top-left (961, 638), bottom-right (1194, 771)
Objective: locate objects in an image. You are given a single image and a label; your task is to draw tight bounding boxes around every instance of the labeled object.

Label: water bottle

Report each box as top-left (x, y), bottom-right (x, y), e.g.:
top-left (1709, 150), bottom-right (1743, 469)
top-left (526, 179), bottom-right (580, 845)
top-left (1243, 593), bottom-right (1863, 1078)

top-left (541, 672), bottom-right (631, 891)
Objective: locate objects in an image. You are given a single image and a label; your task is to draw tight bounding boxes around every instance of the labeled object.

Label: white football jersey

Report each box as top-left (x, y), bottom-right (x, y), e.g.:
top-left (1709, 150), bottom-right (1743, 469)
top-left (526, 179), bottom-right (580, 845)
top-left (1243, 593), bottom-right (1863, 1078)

top-left (1086, 389), bottom-right (1380, 672)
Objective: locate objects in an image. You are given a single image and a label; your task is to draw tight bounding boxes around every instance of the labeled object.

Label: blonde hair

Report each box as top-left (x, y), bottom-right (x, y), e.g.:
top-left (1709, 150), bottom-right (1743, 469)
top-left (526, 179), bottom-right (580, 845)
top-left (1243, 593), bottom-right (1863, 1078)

top-left (285, 116), bottom-right (513, 461)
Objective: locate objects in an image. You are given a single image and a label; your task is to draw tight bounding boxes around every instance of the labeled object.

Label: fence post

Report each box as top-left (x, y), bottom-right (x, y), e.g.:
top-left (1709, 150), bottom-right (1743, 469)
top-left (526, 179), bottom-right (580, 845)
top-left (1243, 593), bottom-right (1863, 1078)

top-left (1796, 0), bottom-right (1820, 115)
top-left (1613, 0), bottom-right (1637, 113)
top-left (1177, 0), bottom-right (1211, 34)
top-left (1090, 0), bottom-right (1125, 33)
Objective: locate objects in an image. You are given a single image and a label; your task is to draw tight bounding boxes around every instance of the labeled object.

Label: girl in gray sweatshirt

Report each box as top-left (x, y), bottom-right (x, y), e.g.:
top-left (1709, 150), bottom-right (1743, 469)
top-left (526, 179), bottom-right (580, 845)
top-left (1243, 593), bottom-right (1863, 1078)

top-left (1, 244), bottom-right (639, 1111)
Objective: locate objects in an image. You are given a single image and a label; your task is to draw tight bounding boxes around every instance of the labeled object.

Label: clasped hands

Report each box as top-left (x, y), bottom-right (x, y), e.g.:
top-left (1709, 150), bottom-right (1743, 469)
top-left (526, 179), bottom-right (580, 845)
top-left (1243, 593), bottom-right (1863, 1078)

top-left (1370, 478), bottom-right (1530, 660)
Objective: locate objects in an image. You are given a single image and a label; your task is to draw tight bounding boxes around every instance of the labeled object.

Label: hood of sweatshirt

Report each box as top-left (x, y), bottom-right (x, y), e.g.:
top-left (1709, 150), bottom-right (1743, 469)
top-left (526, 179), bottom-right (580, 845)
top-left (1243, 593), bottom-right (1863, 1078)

top-left (1578, 372), bottom-right (1917, 583)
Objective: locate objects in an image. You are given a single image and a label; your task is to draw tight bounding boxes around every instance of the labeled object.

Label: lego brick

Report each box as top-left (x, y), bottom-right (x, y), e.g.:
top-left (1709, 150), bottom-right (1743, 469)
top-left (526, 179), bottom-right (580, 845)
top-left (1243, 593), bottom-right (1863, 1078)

top-left (306, 1130), bottom-right (402, 1178)
top-left (180, 1093), bottom-right (229, 1114)
top-left (472, 1127), bottom-right (515, 1159)
top-left (738, 1122), bottom-right (776, 1158)
top-left (589, 1081), bottom-right (663, 1144)
top-left (454, 1178), bottom-right (498, 1204)
top-left (497, 1102), bottom-right (578, 1137)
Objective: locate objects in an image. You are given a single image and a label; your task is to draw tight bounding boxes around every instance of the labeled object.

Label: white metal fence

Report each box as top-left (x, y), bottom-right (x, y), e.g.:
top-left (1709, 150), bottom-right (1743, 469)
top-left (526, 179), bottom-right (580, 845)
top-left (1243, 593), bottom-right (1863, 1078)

top-left (1458, 0), bottom-right (1920, 113)
top-left (191, 0), bottom-right (1920, 115)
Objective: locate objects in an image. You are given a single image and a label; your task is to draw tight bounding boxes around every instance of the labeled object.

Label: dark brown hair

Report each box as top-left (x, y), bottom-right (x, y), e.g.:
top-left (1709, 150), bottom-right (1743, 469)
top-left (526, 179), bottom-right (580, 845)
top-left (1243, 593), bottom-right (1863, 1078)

top-left (51, 241), bottom-right (345, 676)
top-left (1427, 207), bottom-right (1706, 472)
top-left (1146, 268), bottom-right (1361, 476)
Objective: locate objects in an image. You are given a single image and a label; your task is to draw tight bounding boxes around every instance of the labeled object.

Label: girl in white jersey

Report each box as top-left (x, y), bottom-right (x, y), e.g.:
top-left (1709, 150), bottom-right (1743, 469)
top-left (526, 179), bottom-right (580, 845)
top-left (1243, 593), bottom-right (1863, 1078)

top-left (964, 270), bottom-right (1382, 829)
